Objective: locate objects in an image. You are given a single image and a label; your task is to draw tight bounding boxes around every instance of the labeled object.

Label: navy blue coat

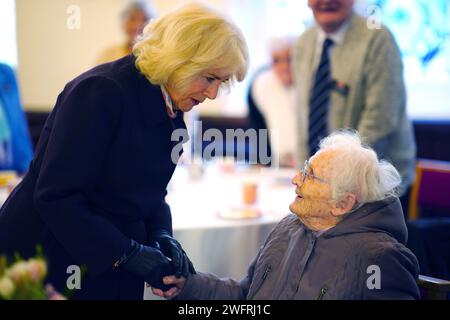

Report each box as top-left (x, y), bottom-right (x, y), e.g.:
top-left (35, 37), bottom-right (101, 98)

top-left (0, 55), bottom-right (187, 299)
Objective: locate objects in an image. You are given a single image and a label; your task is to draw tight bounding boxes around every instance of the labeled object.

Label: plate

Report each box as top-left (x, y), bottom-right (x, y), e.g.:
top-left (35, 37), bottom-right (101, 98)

top-left (218, 207), bottom-right (261, 220)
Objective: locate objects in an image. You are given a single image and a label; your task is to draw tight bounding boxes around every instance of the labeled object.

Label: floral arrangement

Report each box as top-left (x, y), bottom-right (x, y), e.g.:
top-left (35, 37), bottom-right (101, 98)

top-left (0, 248), bottom-right (65, 300)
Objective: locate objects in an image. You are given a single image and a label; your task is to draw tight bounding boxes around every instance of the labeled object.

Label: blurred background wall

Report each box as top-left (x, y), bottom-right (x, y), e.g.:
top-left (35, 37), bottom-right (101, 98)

top-left (1, 0), bottom-right (449, 159)
top-left (10, 0), bottom-right (450, 119)
top-left (14, 0), bottom-right (272, 117)
top-left (14, 0), bottom-right (228, 114)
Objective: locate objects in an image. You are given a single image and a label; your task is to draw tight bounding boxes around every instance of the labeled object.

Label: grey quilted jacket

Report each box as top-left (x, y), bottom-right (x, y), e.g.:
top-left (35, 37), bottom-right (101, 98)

top-left (177, 197), bottom-right (420, 300)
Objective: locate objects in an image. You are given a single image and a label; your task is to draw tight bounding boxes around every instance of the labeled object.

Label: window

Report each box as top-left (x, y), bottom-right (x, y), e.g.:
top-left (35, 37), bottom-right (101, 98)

top-left (369, 0), bottom-right (450, 119)
top-left (0, 0), bottom-right (18, 66)
top-left (265, 0), bottom-right (313, 37)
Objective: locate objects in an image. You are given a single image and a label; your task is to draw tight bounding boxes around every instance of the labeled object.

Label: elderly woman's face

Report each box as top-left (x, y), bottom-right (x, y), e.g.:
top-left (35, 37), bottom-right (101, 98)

top-left (289, 151), bottom-right (335, 226)
top-left (166, 68), bottom-right (230, 112)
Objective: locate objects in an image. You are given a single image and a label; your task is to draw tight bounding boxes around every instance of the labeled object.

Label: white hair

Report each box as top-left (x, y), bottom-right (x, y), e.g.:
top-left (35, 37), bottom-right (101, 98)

top-left (318, 130), bottom-right (401, 204)
top-left (268, 36), bottom-right (296, 54)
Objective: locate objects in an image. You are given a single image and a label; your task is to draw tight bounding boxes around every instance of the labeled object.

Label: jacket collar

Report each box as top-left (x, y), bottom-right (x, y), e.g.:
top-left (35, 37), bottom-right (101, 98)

top-left (322, 197), bottom-right (408, 245)
top-left (126, 55), bottom-right (186, 130)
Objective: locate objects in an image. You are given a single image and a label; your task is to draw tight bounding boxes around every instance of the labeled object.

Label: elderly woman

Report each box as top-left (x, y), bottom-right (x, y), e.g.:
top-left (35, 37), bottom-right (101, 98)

top-left (0, 3), bottom-right (248, 300)
top-left (247, 36), bottom-right (298, 167)
top-left (154, 130), bottom-right (420, 300)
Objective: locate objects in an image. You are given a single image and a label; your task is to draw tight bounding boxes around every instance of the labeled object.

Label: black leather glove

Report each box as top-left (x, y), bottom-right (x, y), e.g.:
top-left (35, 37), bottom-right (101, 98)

top-left (151, 230), bottom-right (196, 278)
top-left (119, 239), bottom-right (175, 291)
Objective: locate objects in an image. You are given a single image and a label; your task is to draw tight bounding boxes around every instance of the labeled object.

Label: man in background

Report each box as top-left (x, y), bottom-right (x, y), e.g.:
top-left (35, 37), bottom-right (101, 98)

top-left (292, 0), bottom-right (416, 215)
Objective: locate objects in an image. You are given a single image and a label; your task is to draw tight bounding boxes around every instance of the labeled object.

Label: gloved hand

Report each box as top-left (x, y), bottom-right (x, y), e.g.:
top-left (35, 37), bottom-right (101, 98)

top-left (150, 230), bottom-right (196, 278)
top-left (120, 239), bottom-right (175, 291)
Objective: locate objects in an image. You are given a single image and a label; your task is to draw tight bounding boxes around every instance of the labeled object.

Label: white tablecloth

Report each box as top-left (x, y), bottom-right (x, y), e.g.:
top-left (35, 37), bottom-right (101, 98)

top-left (0, 163), bottom-right (297, 300)
top-left (144, 163), bottom-right (296, 299)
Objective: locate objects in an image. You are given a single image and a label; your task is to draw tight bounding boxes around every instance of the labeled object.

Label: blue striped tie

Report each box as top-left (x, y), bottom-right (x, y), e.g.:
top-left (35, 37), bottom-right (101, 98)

top-left (308, 38), bottom-right (334, 156)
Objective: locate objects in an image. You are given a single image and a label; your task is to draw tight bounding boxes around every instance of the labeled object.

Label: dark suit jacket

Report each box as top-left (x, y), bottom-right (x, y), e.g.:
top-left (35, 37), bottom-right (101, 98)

top-left (0, 55), bottom-right (187, 299)
top-left (246, 66), bottom-right (271, 164)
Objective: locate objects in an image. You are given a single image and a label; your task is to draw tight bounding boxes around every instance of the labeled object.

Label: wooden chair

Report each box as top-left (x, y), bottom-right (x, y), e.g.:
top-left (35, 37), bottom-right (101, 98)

top-left (417, 275), bottom-right (450, 300)
top-left (406, 161), bottom-right (450, 299)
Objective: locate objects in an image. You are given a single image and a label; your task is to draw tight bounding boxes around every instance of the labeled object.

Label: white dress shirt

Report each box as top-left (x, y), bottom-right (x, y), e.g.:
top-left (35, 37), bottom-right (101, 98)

top-left (312, 18), bottom-right (351, 74)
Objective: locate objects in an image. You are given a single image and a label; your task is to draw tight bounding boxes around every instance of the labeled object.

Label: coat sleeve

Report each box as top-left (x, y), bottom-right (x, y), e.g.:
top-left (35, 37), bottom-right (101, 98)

top-left (175, 251), bottom-right (261, 300)
top-left (357, 28), bottom-right (407, 146)
top-left (33, 76), bottom-right (132, 275)
top-left (362, 244), bottom-right (420, 300)
top-left (144, 198), bottom-right (173, 242)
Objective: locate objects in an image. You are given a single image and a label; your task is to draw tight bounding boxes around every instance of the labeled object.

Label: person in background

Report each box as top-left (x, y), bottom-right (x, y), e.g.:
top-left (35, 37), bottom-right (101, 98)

top-left (96, 1), bottom-right (156, 65)
top-left (292, 0), bottom-right (416, 216)
top-left (152, 130), bottom-right (420, 300)
top-left (0, 3), bottom-right (249, 300)
top-left (0, 63), bottom-right (33, 174)
top-left (247, 36), bottom-right (298, 168)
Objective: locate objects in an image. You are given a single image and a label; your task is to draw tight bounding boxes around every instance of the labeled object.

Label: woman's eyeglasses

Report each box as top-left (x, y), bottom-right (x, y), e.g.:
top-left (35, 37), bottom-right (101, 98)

top-left (299, 160), bottom-right (329, 185)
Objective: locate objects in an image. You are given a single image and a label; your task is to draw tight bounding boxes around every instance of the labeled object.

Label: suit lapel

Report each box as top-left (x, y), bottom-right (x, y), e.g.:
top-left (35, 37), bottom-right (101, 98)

top-left (134, 66), bottom-right (187, 133)
top-left (330, 15), bottom-right (367, 129)
top-left (332, 14), bottom-right (363, 78)
top-left (136, 70), bottom-right (168, 127)
top-left (303, 28), bottom-right (319, 106)
top-left (0, 65), bottom-right (11, 108)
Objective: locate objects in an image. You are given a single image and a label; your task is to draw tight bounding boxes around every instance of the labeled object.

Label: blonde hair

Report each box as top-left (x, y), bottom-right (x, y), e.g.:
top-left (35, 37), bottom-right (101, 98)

top-left (318, 130), bottom-right (401, 204)
top-left (132, 2), bottom-right (249, 92)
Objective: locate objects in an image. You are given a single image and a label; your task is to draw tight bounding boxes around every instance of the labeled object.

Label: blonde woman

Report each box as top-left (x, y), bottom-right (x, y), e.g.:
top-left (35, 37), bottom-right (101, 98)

top-left (0, 3), bottom-right (248, 300)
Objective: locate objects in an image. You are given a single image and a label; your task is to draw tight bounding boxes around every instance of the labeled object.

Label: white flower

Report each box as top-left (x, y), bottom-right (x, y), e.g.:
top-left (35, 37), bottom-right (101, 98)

top-left (0, 276), bottom-right (15, 299)
top-left (27, 259), bottom-right (47, 282)
top-left (7, 261), bottom-right (29, 283)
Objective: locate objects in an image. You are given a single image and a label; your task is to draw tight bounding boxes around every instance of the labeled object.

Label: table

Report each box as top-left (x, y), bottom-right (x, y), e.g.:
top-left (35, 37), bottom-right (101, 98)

top-left (144, 162), bottom-right (296, 299)
top-left (0, 163), bottom-right (297, 300)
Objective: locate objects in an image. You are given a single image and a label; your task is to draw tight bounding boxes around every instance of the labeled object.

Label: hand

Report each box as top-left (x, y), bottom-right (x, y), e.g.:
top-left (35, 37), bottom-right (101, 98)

top-left (121, 240), bottom-right (175, 291)
top-left (151, 275), bottom-right (187, 300)
top-left (151, 230), bottom-right (196, 278)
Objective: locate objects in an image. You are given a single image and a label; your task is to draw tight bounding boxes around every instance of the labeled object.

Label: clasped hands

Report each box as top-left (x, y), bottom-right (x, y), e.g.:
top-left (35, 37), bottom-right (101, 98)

top-left (121, 231), bottom-right (195, 292)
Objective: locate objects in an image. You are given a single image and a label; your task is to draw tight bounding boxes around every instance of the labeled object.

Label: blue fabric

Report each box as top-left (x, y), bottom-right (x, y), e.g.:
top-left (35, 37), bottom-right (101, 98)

top-left (308, 38), bottom-right (334, 156)
top-left (0, 98), bottom-right (13, 170)
top-left (0, 99), bottom-right (12, 142)
top-left (0, 63), bottom-right (33, 173)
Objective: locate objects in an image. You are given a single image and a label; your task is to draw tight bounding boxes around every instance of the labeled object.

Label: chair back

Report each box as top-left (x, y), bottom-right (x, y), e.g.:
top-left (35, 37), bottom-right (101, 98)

top-left (417, 275), bottom-right (450, 300)
top-left (408, 159), bottom-right (450, 220)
